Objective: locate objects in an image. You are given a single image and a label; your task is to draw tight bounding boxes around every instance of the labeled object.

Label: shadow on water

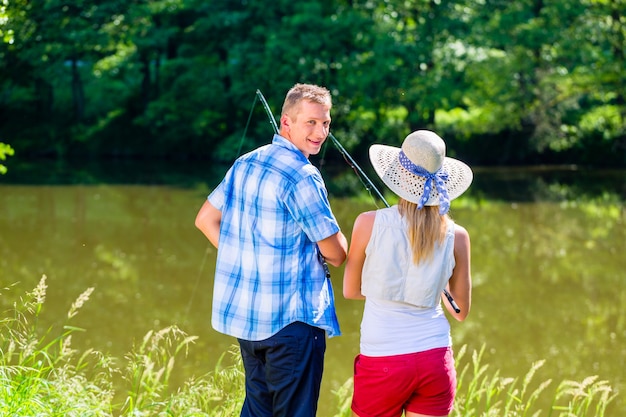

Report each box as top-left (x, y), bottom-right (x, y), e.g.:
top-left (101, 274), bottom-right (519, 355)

top-left (1, 158), bottom-right (625, 415)
top-left (3, 158), bottom-right (626, 203)
top-left (0, 158), bottom-right (230, 188)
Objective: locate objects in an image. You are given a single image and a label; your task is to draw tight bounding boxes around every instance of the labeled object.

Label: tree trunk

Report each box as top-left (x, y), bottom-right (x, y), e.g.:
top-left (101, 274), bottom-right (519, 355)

top-left (71, 58), bottom-right (85, 121)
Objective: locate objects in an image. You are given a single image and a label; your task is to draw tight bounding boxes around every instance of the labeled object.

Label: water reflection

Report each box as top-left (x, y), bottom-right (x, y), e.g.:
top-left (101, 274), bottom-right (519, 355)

top-left (0, 170), bottom-right (624, 416)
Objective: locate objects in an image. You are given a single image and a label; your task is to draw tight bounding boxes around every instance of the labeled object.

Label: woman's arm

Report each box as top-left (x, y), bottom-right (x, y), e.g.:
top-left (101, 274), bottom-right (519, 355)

top-left (343, 211), bottom-right (375, 300)
top-left (445, 225), bottom-right (472, 321)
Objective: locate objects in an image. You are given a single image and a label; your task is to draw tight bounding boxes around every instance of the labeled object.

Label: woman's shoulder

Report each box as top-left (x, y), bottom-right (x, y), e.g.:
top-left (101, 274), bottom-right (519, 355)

top-left (453, 223), bottom-right (470, 245)
top-left (452, 222), bottom-right (468, 235)
top-left (355, 210), bottom-right (377, 226)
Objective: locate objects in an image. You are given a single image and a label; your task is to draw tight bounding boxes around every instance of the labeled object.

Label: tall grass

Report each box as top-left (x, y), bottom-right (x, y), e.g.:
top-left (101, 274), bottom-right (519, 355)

top-left (1, 277), bottom-right (617, 416)
top-left (1, 276), bottom-right (115, 416)
top-left (451, 344), bottom-right (616, 417)
top-left (0, 276), bottom-right (244, 416)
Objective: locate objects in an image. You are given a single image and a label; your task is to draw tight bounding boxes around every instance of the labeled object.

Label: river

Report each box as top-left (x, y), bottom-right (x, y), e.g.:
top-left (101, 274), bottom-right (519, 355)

top-left (0, 161), bottom-right (624, 416)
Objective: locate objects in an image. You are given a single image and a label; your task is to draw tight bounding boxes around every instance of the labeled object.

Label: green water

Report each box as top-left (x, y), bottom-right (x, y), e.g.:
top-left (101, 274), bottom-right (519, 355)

top-left (0, 165), bottom-right (624, 416)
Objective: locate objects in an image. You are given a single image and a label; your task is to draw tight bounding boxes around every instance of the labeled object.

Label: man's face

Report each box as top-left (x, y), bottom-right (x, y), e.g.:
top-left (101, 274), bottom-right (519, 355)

top-left (281, 100), bottom-right (331, 158)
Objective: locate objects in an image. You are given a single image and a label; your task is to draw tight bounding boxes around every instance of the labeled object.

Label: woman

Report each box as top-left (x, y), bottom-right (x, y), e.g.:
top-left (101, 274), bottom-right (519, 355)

top-left (343, 130), bottom-right (473, 417)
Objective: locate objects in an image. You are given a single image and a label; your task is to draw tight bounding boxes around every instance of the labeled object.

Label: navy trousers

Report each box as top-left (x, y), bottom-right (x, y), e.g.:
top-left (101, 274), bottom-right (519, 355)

top-left (238, 321), bottom-right (326, 417)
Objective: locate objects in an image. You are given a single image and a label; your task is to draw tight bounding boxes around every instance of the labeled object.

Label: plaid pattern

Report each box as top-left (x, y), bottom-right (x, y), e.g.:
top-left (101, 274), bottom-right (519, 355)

top-left (207, 135), bottom-right (341, 341)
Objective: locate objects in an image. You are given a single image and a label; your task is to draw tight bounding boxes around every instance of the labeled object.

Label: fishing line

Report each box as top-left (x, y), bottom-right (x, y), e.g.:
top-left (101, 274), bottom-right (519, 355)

top-left (185, 93), bottom-right (266, 322)
top-left (256, 89), bottom-right (389, 208)
top-left (187, 89), bottom-right (460, 317)
top-left (238, 93), bottom-right (260, 157)
top-left (255, 89), bottom-right (459, 314)
top-left (183, 244), bottom-right (211, 322)
top-left (255, 89), bottom-right (333, 278)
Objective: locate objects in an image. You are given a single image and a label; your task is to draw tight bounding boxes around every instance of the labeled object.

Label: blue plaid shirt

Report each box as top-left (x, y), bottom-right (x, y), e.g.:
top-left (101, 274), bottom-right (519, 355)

top-left (207, 134), bottom-right (342, 341)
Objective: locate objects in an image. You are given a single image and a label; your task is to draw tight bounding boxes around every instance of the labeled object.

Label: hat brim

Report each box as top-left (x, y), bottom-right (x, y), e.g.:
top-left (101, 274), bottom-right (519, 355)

top-left (369, 144), bottom-right (473, 206)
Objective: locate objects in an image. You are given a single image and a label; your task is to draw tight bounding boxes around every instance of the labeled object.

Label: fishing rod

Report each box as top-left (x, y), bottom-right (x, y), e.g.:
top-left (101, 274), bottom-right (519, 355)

top-left (255, 89), bottom-right (334, 279)
top-left (255, 89), bottom-right (460, 314)
top-left (256, 89), bottom-right (390, 208)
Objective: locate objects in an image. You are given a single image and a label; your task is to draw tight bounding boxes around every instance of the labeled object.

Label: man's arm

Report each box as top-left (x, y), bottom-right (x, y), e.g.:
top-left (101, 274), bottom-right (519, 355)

top-left (195, 200), bottom-right (222, 248)
top-left (317, 230), bottom-right (348, 267)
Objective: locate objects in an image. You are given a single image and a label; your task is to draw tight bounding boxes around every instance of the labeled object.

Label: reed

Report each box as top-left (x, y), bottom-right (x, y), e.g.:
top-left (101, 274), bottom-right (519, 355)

top-left (450, 344), bottom-right (616, 417)
top-left (0, 276), bottom-right (243, 416)
top-left (0, 275), bottom-right (114, 416)
top-left (1, 277), bottom-right (616, 416)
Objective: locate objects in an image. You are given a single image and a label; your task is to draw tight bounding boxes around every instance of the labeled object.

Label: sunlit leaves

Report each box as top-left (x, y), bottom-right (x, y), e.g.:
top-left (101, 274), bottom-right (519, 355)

top-left (0, 0), bottom-right (624, 163)
top-left (0, 141), bottom-right (14, 174)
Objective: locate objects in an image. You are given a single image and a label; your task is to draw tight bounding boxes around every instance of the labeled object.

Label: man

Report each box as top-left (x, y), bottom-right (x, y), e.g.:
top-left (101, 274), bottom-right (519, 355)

top-left (195, 83), bottom-right (348, 417)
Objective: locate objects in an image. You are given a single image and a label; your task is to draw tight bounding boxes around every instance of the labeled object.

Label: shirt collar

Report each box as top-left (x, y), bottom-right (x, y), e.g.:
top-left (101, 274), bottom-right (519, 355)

top-left (272, 134), bottom-right (310, 163)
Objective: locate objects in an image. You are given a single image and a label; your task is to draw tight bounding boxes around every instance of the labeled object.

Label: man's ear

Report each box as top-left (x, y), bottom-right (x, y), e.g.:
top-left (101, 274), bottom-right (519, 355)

top-left (280, 115), bottom-right (290, 131)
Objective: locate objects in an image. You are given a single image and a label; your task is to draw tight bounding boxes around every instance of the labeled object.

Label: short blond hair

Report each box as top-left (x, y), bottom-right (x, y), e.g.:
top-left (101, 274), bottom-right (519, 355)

top-left (281, 83), bottom-right (332, 118)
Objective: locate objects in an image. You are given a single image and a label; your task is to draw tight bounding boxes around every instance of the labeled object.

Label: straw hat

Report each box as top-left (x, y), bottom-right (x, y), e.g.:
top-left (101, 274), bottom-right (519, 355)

top-left (369, 130), bottom-right (473, 214)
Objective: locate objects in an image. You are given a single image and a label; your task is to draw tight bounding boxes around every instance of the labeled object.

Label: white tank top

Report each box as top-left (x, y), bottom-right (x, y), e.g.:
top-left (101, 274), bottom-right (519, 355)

top-left (360, 206), bottom-right (455, 356)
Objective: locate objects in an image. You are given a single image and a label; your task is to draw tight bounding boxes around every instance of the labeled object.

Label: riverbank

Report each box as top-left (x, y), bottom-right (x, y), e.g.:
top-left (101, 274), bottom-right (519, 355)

top-left (1, 276), bottom-right (616, 416)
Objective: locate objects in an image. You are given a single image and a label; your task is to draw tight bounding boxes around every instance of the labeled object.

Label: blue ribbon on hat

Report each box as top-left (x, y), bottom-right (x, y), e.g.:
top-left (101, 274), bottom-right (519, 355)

top-left (398, 150), bottom-right (451, 215)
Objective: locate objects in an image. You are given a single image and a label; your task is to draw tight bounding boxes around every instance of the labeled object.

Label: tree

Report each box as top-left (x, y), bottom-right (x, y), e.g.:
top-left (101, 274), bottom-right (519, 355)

top-left (0, 0), bottom-right (624, 166)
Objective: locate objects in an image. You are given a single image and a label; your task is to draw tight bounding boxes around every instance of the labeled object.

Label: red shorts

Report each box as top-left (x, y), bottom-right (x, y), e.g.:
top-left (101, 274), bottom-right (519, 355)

top-left (351, 347), bottom-right (456, 417)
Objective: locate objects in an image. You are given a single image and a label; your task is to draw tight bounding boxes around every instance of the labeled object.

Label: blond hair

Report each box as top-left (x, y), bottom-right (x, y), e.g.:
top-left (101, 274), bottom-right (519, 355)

top-left (281, 83), bottom-right (332, 119)
top-left (397, 199), bottom-right (448, 264)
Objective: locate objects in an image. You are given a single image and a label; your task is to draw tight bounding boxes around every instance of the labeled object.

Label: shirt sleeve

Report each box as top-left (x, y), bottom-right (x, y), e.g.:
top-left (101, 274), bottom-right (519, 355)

top-left (285, 172), bottom-right (340, 243)
top-left (207, 167), bottom-right (233, 210)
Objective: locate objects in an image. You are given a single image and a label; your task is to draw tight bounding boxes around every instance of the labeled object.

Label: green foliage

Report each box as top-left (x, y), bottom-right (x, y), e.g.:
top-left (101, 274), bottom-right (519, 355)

top-left (449, 345), bottom-right (617, 417)
top-left (579, 105), bottom-right (624, 141)
top-left (0, 276), bottom-right (114, 415)
top-left (550, 376), bottom-right (616, 417)
top-left (1, 0), bottom-right (625, 165)
top-left (0, 142), bottom-right (14, 174)
top-left (452, 345), bottom-right (554, 416)
top-left (0, 276), bottom-right (244, 416)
